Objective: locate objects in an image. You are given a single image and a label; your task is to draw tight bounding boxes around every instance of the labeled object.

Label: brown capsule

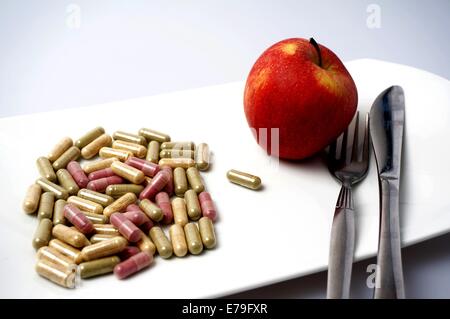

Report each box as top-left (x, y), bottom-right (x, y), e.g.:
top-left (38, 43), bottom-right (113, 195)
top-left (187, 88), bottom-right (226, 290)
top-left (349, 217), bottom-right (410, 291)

top-left (173, 167), bottom-right (188, 196)
top-left (195, 143), bottom-right (210, 171)
top-left (53, 199), bottom-right (67, 225)
top-left (105, 184), bottom-right (144, 198)
top-left (36, 177), bottom-right (69, 200)
top-left (49, 239), bottom-right (83, 264)
top-left (138, 128), bottom-right (171, 143)
top-left (199, 217), bottom-right (217, 249)
top-left (169, 224), bottom-right (187, 257)
top-left (110, 161), bottom-right (145, 184)
top-left (75, 126), bottom-right (105, 149)
top-left (37, 246), bottom-right (76, 269)
top-left (79, 256), bottom-right (121, 279)
top-left (184, 189), bottom-right (201, 220)
top-left (136, 232), bottom-right (156, 256)
top-left (89, 234), bottom-right (116, 244)
top-left (67, 196), bottom-right (103, 215)
top-left (56, 169), bottom-right (79, 195)
top-left (226, 169), bottom-right (262, 190)
top-left (146, 141), bottom-right (160, 164)
top-left (139, 199), bottom-right (163, 222)
top-left (81, 134), bottom-right (112, 159)
top-left (103, 193), bottom-right (137, 218)
top-left (52, 146), bottom-right (80, 170)
top-left (37, 192), bottom-right (55, 220)
top-left (184, 222), bottom-right (203, 255)
top-left (93, 224), bottom-right (120, 236)
top-left (52, 224), bottom-right (90, 248)
top-left (149, 227), bottom-right (172, 259)
top-left (99, 147), bottom-right (132, 162)
top-left (172, 197), bottom-right (188, 226)
top-left (80, 236), bottom-right (128, 261)
top-left (78, 188), bottom-right (114, 207)
top-left (160, 141), bottom-right (195, 151)
top-left (23, 184), bottom-right (42, 214)
top-left (113, 131), bottom-right (147, 146)
top-left (158, 158), bottom-right (195, 169)
top-left (35, 259), bottom-right (76, 288)
top-left (82, 158), bottom-right (119, 174)
top-left (36, 157), bottom-right (57, 182)
top-left (48, 137), bottom-right (73, 163)
top-left (112, 140), bottom-right (147, 158)
top-left (81, 211), bottom-right (108, 224)
top-left (32, 218), bottom-right (53, 250)
top-left (159, 149), bottom-right (194, 159)
top-left (186, 167), bottom-right (205, 193)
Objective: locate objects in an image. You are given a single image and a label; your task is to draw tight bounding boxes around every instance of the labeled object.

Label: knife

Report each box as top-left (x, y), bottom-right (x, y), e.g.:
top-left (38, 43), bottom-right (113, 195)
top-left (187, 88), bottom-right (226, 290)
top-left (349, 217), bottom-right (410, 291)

top-left (369, 85), bottom-right (406, 299)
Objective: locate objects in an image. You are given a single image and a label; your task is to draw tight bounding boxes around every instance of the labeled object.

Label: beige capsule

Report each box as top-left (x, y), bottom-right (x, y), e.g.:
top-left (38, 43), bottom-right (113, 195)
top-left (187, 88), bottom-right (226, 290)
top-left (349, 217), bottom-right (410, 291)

top-left (36, 157), bottom-right (57, 182)
top-left (52, 146), bottom-right (80, 170)
top-left (67, 196), bottom-right (103, 215)
top-left (56, 169), bottom-right (79, 195)
top-left (172, 197), bottom-right (188, 226)
top-left (103, 192), bottom-right (137, 218)
top-left (77, 188), bottom-right (114, 207)
top-left (139, 199), bottom-right (163, 222)
top-left (160, 141), bottom-right (195, 151)
top-left (53, 199), bottom-right (67, 225)
top-left (184, 189), bottom-right (201, 220)
top-left (49, 239), bottom-right (83, 264)
top-left (113, 131), bottom-right (147, 146)
top-left (32, 218), bottom-right (53, 250)
top-left (105, 184), bottom-right (144, 198)
top-left (173, 167), bottom-right (188, 197)
top-left (82, 157), bottom-right (119, 174)
top-left (81, 236), bottom-right (128, 261)
top-left (112, 140), bottom-right (147, 159)
top-left (81, 211), bottom-right (108, 224)
top-left (149, 227), bottom-right (172, 259)
top-left (89, 234), bottom-right (116, 244)
top-left (136, 232), bottom-right (156, 256)
top-left (158, 158), bottom-right (195, 169)
top-left (35, 259), bottom-right (76, 289)
top-left (159, 149), bottom-right (194, 159)
top-left (48, 137), bottom-right (73, 163)
top-left (81, 134), bottom-right (112, 159)
top-left (23, 184), bottom-right (42, 214)
top-left (111, 161), bottom-right (145, 184)
top-left (195, 143), bottom-right (210, 171)
top-left (146, 141), bottom-right (160, 164)
top-left (199, 217), bottom-right (216, 249)
top-left (139, 128), bottom-right (171, 143)
top-left (169, 224), bottom-right (188, 257)
top-left (75, 126), bottom-right (105, 149)
top-left (186, 167), bottom-right (205, 193)
top-left (93, 224), bottom-right (120, 236)
top-left (99, 147), bottom-right (132, 162)
top-left (52, 224), bottom-right (90, 248)
top-left (37, 246), bottom-right (76, 269)
top-left (37, 192), bottom-right (55, 220)
top-left (226, 169), bottom-right (262, 190)
top-left (184, 223), bottom-right (203, 255)
top-left (79, 256), bottom-right (121, 279)
top-left (36, 177), bottom-right (69, 200)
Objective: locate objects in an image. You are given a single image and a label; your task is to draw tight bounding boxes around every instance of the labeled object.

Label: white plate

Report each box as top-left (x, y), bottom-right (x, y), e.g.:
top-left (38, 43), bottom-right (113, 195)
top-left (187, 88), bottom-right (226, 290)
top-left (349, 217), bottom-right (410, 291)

top-left (0, 59), bottom-right (449, 298)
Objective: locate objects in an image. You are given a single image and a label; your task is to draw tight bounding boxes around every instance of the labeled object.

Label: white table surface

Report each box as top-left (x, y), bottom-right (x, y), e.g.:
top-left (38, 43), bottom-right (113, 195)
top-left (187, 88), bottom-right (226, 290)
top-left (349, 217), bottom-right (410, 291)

top-left (1, 0), bottom-right (449, 298)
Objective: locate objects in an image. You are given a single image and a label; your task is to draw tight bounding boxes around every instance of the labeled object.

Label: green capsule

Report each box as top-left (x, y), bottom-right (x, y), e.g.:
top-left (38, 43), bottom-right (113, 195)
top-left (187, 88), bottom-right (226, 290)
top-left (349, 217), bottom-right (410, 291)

top-left (36, 177), bottom-right (69, 200)
top-left (226, 169), bottom-right (262, 190)
top-left (159, 149), bottom-right (194, 159)
top-left (56, 169), bottom-right (79, 195)
top-left (199, 217), bottom-right (216, 249)
top-left (36, 157), bottom-right (56, 182)
top-left (184, 190), bottom-right (201, 220)
top-left (146, 141), bottom-right (160, 164)
top-left (53, 199), bottom-right (67, 225)
top-left (78, 188), bottom-right (114, 207)
top-left (184, 223), bottom-right (203, 255)
top-left (149, 227), bottom-right (173, 259)
top-left (75, 126), bottom-right (105, 149)
top-left (139, 199), bottom-right (163, 222)
top-left (138, 128), bottom-right (171, 143)
top-left (48, 137), bottom-right (73, 163)
top-left (79, 256), bottom-right (121, 279)
top-left (37, 192), bottom-right (55, 220)
top-left (160, 141), bottom-right (195, 151)
top-left (173, 167), bottom-right (188, 197)
top-left (52, 146), bottom-right (80, 170)
top-left (186, 167), bottom-right (205, 193)
top-left (105, 184), bottom-right (144, 198)
top-left (33, 218), bottom-right (53, 250)
top-left (113, 131), bottom-right (147, 146)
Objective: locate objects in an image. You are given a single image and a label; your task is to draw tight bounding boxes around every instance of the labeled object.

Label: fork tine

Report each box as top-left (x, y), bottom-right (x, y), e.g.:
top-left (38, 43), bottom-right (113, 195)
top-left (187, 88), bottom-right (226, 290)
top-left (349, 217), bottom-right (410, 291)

top-left (351, 111), bottom-right (360, 162)
top-left (362, 113), bottom-right (370, 163)
top-left (341, 118), bottom-right (349, 163)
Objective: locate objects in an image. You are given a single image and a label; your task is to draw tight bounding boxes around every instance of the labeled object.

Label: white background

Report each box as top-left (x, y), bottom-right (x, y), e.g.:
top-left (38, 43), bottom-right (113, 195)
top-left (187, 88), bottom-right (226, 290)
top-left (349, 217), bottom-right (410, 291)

top-left (1, 0), bottom-right (449, 298)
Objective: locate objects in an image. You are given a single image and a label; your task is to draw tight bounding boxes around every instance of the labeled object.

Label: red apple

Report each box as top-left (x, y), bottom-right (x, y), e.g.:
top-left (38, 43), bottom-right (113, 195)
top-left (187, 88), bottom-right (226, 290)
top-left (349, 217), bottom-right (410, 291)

top-left (244, 38), bottom-right (357, 160)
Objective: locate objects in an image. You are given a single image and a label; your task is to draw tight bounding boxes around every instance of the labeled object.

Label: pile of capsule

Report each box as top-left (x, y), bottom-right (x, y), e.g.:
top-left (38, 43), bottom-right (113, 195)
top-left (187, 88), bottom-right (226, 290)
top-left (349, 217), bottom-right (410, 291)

top-left (23, 127), bottom-right (217, 288)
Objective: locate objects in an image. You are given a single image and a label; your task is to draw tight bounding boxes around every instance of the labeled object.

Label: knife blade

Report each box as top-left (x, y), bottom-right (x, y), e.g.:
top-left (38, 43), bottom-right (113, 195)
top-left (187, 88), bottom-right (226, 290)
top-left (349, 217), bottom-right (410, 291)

top-left (369, 85), bottom-right (406, 299)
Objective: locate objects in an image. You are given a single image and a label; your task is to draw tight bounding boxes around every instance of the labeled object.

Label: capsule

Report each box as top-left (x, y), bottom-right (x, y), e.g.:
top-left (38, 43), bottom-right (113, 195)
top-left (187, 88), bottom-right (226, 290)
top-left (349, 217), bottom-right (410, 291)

top-left (88, 168), bottom-right (116, 181)
top-left (99, 147), bottom-right (132, 162)
top-left (110, 213), bottom-right (142, 242)
top-left (37, 192), bottom-right (55, 220)
top-left (35, 259), bottom-right (76, 289)
top-left (186, 167), bottom-right (205, 193)
top-left (160, 141), bottom-right (195, 151)
top-left (158, 158), bottom-right (195, 169)
top-left (113, 131), bottom-right (147, 146)
top-left (139, 127), bottom-right (171, 143)
top-left (64, 203), bottom-right (94, 234)
top-left (113, 140), bottom-right (147, 159)
top-left (23, 184), bottom-right (42, 214)
top-left (139, 199), bottom-right (163, 222)
top-left (146, 140), bottom-right (160, 163)
top-left (195, 143), bottom-right (210, 171)
top-left (53, 199), bottom-right (67, 225)
top-left (184, 189), bottom-right (201, 220)
top-left (36, 177), bottom-right (68, 200)
top-left (136, 232), bottom-right (156, 256)
top-left (67, 161), bottom-right (89, 188)
top-left (37, 246), bottom-right (76, 269)
top-left (103, 193), bottom-right (137, 218)
top-left (161, 166), bottom-right (174, 196)
top-left (123, 210), bottom-right (152, 228)
top-left (83, 157), bottom-right (119, 174)
top-left (77, 188), bottom-right (114, 207)
top-left (87, 176), bottom-right (124, 193)
top-left (52, 146), bottom-right (80, 170)
top-left (105, 184), bottom-right (143, 198)
top-left (198, 192), bottom-right (217, 221)
top-left (93, 224), bottom-right (120, 236)
top-left (159, 149), bottom-right (194, 159)
top-left (89, 234), bottom-right (116, 244)
top-left (32, 218), bottom-right (53, 249)
top-left (81, 211), bottom-right (108, 224)
top-left (67, 196), bottom-right (103, 215)
top-left (81, 133), bottom-right (112, 159)
top-left (81, 236), bottom-right (128, 261)
top-left (52, 224), bottom-right (90, 248)
top-left (49, 239), bottom-right (83, 264)
top-left (119, 246), bottom-right (141, 260)
top-left (226, 169), bottom-right (262, 190)
top-left (172, 197), bottom-right (189, 226)
top-left (125, 157), bottom-right (160, 177)
top-left (79, 256), bottom-right (121, 279)
top-left (36, 157), bottom-right (56, 182)
top-left (48, 137), bottom-right (73, 162)
top-left (55, 169), bottom-right (79, 196)
top-left (139, 169), bottom-right (170, 200)
top-left (199, 217), bottom-right (216, 249)
top-left (184, 223), bottom-right (203, 255)
top-left (169, 224), bottom-right (188, 257)
top-left (149, 227), bottom-right (172, 259)
top-left (111, 161), bottom-right (145, 184)
top-left (155, 192), bottom-right (173, 224)
top-left (114, 251), bottom-right (153, 279)
top-left (75, 126), bottom-right (105, 149)
top-left (173, 167), bottom-right (188, 196)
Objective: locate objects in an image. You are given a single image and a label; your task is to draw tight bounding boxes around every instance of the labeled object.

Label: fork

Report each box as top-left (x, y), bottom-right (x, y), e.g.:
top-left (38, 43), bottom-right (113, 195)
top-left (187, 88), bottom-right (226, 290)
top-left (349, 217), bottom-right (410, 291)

top-left (326, 112), bottom-right (370, 299)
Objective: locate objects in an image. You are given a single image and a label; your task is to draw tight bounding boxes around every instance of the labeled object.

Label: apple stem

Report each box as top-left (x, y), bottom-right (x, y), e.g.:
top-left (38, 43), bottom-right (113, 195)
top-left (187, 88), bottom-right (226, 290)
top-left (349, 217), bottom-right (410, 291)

top-left (309, 38), bottom-right (322, 68)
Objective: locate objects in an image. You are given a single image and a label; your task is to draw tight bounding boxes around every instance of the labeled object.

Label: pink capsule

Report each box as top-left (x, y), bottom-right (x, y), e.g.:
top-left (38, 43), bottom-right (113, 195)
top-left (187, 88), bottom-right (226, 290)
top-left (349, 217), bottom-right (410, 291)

top-left (199, 191), bottom-right (217, 221)
top-left (140, 221), bottom-right (153, 233)
top-left (110, 213), bottom-right (142, 242)
top-left (123, 210), bottom-right (152, 227)
top-left (67, 161), bottom-right (89, 188)
top-left (63, 203), bottom-right (94, 234)
top-left (87, 176), bottom-right (123, 192)
top-left (161, 166), bottom-right (174, 196)
top-left (139, 170), bottom-right (170, 200)
top-left (155, 192), bottom-right (173, 224)
top-left (126, 157), bottom-right (160, 177)
top-left (126, 204), bottom-right (141, 212)
top-left (114, 251), bottom-right (153, 279)
top-left (119, 246), bottom-right (141, 261)
top-left (88, 168), bottom-right (115, 181)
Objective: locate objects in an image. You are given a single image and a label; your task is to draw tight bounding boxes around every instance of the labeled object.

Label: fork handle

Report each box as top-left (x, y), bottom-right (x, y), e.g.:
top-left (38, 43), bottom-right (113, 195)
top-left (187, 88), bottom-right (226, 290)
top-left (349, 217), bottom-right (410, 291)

top-left (327, 184), bottom-right (355, 299)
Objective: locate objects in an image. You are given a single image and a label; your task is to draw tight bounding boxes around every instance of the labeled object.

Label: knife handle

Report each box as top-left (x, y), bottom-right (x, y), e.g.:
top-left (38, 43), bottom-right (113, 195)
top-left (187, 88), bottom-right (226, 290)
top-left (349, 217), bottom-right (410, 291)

top-left (374, 179), bottom-right (405, 299)
top-left (327, 184), bottom-right (355, 299)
